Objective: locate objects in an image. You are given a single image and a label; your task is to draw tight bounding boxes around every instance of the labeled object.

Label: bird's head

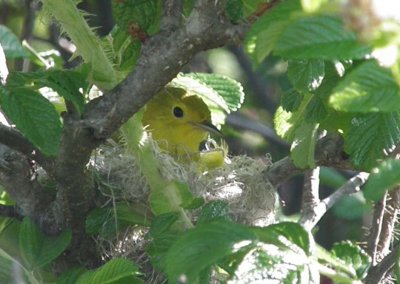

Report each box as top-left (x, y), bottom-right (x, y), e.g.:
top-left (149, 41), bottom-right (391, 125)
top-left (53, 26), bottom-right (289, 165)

top-left (142, 87), bottom-right (221, 158)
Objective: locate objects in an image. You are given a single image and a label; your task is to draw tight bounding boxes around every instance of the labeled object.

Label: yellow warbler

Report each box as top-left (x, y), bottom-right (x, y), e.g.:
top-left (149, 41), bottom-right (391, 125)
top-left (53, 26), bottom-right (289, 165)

top-left (142, 86), bottom-right (223, 163)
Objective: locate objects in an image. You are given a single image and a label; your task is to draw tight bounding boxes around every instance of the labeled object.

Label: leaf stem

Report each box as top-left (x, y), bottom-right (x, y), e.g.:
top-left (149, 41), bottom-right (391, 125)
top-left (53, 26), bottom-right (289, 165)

top-left (41, 0), bottom-right (117, 89)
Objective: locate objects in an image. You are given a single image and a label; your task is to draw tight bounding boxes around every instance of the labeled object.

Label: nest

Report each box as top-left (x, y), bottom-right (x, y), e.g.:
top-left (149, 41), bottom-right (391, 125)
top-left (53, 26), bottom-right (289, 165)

top-left (89, 138), bottom-right (278, 283)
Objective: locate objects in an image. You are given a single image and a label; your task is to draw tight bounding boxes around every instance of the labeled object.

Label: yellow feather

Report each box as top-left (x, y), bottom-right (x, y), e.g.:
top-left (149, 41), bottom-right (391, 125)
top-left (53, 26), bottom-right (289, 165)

top-left (142, 86), bottom-right (226, 166)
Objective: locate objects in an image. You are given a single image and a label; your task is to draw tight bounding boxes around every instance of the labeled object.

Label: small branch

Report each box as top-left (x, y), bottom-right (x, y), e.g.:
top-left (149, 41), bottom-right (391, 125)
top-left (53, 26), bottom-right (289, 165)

top-left (228, 46), bottom-right (277, 114)
top-left (367, 193), bottom-right (387, 266)
top-left (0, 204), bottom-right (23, 220)
top-left (160, 0), bottom-right (183, 32)
top-left (226, 113), bottom-right (289, 149)
top-left (299, 168), bottom-right (320, 230)
top-left (322, 172), bottom-right (369, 208)
top-left (247, 0), bottom-right (281, 24)
top-left (299, 172), bottom-right (369, 230)
top-left (365, 243), bottom-right (399, 284)
top-left (20, 0), bottom-right (37, 41)
top-left (15, 0), bottom-right (38, 71)
top-left (0, 124), bottom-right (53, 172)
top-left (379, 188), bottom-right (400, 257)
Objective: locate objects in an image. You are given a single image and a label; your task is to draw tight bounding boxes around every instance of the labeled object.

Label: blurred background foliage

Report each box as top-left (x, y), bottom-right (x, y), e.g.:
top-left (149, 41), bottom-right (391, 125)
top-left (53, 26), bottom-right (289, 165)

top-left (0, 0), bottom-right (368, 249)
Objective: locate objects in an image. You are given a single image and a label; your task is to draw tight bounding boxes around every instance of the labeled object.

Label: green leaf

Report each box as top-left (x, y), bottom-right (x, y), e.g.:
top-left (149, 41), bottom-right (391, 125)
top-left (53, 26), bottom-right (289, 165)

top-left (333, 193), bottom-right (371, 221)
top-left (344, 112), bottom-right (400, 170)
top-left (197, 200), bottom-right (231, 224)
top-left (185, 73), bottom-right (245, 112)
top-left (7, 70), bottom-right (87, 115)
top-left (281, 88), bottom-right (304, 112)
top-left (0, 220), bottom-right (21, 261)
top-left (319, 109), bottom-right (353, 133)
top-left (149, 180), bottom-right (196, 215)
top-left (288, 60), bottom-right (325, 92)
top-left (291, 123), bottom-right (318, 169)
top-left (172, 73), bottom-right (244, 126)
top-left (274, 94), bottom-right (315, 141)
top-left (20, 218), bottom-right (71, 269)
top-left (149, 212), bottom-right (179, 237)
top-left (115, 203), bottom-right (151, 226)
top-left (226, 0), bottom-right (244, 22)
top-left (112, 0), bottom-right (161, 35)
top-left (251, 222), bottom-right (312, 256)
top-left (0, 25), bottom-right (27, 58)
top-left (0, 88), bottom-right (62, 155)
top-left (183, 0), bottom-right (195, 16)
top-left (364, 159), bottom-right (400, 201)
top-left (42, 70), bottom-right (87, 114)
top-left (330, 60), bottom-right (400, 112)
top-left (245, 0), bottom-right (301, 63)
top-left (86, 203), bottom-right (149, 239)
top-left (320, 167), bottom-right (346, 188)
top-left (77, 258), bottom-right (142, 284)
top-left (20, 218), bottom-right (41, 269)
top-left (165, 220), bottom-right (256, 283)
top-left (301, 0), bottom-right (328, 12)
top-left (230, 223), bottom-right (317, 283)
top-left (110, 26), bottom-right (141, 78)
top-left (230, 243), bottom-right (319, 283)
top-left (0, 248), bottom-right (23, 284)
top-left (304, 96), bottom-right (328, 122)
top-left (331, 242), bottom-right (371, 279)
top-left (274, 15), bottom-right (370, 60)
top-left (85, 207), bottom-right (113, 236)
top-left (274, 106), bottom-right (296, 140)
top-left (170, 75), bottom-right (228, 126)
top-left (58, 267), bottom-right (88, 284)
top-left (181, 196), bottom-right (204, 210)
top-left (147, 232), bottom-right (178, 270)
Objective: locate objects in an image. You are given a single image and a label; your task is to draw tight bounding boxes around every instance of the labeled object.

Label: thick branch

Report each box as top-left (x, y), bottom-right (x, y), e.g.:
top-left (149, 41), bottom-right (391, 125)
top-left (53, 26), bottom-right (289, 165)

top-left (85, 0), bottom-right (244, 139)
top-left (299, 168), bottom-right (320, 230)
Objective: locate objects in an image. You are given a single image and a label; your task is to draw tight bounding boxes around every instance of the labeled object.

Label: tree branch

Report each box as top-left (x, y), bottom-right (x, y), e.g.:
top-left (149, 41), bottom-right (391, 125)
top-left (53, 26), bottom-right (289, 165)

top-left (0, 124), bottom-right (53, 171)
top-left (367, 193), bottom-right (387, 266)
top-left (365, 242), bottom-right (399, 284)
top-left (226, 113), bottom-right (289, 149)
top-left (228, 46), bottom-right (277, 114)
top-left (299, 172), bottom-right (369, 230)
top-left (160, 0), bottom-right (183, 32)
top-left (0, 204), bottom-right (23, 220)
top-left (299, 168), bottom-right (320, 230)
top-left (379, 188), bottom-right (400, 257)
top-left (30, 0), bottom-right (281, 268)
top-left (84, 0), bottom-right (245, 139)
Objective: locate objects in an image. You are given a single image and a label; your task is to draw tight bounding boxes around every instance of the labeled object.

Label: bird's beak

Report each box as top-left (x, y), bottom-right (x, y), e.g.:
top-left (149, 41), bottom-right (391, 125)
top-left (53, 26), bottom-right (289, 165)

top-left (190, 120), bottom-right (222, 136)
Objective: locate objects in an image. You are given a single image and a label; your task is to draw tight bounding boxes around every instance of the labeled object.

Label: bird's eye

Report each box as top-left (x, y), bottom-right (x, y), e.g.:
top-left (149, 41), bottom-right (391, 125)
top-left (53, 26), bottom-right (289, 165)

top-left (173, 106), bottom-right (184, 118)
